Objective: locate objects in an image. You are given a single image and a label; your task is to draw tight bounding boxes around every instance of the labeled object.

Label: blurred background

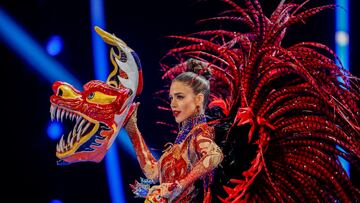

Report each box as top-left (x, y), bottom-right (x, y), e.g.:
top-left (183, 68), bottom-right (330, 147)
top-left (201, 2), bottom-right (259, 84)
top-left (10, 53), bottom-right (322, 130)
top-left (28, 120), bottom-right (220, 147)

top-left (1, 0), bottom-right (359, 202)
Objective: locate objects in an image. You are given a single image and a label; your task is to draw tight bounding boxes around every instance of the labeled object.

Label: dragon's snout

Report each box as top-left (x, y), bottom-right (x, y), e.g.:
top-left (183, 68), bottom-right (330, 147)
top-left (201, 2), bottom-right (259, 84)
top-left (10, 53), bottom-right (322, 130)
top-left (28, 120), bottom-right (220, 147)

top-left (52, 81), bottom-right (82, 100)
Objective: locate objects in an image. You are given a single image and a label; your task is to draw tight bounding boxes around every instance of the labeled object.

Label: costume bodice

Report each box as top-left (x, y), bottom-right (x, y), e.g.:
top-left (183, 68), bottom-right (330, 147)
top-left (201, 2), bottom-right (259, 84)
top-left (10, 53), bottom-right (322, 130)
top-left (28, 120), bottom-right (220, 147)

top-left (157, 115), bottom-right (218, 202)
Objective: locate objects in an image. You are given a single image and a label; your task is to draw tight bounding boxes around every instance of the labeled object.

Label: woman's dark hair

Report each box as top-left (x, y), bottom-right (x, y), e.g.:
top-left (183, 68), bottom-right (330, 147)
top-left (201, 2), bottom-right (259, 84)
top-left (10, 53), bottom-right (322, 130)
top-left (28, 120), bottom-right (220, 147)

top-left (172, 71), bottom-right (210, 109)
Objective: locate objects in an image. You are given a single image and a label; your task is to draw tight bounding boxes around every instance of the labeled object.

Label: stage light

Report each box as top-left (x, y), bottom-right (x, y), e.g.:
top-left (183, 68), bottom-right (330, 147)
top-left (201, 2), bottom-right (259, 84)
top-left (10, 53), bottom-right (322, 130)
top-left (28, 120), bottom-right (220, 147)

top-left (117, 128), bottom-right (136, 157)
top-left (47, 121), bottom-right (63, 140)
top-left (335, 0), bottom-right (350, 177)
top-left (90, 0), bottom-right (126, 202)
top-left (49, 199), bottom-right (63, 203)
top-left (335, 31), bottom-right (349, 46)
top-left (0, 8), bottom-right (81, 89)
top-left (46, 35), bottom-right (63, 56)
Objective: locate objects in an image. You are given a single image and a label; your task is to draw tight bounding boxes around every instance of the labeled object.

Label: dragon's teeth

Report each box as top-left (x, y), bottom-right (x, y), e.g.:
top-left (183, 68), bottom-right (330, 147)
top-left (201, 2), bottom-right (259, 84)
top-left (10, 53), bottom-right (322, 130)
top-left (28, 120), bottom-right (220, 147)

top-left (67, 132), bottom-right (72, 145)
top-left (51, 106), bottom-right (56, 121)
top-left (54, 107), bottom-right (57, 121)
top-left (78, 119), bottom-right (86, 132)
top-left (74, 118), bottom-right (81, 130)
top-left (65, 111), bottom-right (69, 119)
top-left (82, 122), bottom-right (91, 135)
top-left (60, 136), bottom-right (64, 152)
top-left (70, 136), bottom-right (75, 147)
top-left (72, 128), bottom-right (77, 138)
top-left (50, 105), bottom-right (54, 114)
top-left (56, 108), bottom-right (61, 121)
top-left (77, 130), bottom-right (81, 141)
top-left (61, 109), bottom-right (65, 122)
top-left (77, 129), bottom-right (82, 140)
top-left (75, 116), bottom-right (81, 125)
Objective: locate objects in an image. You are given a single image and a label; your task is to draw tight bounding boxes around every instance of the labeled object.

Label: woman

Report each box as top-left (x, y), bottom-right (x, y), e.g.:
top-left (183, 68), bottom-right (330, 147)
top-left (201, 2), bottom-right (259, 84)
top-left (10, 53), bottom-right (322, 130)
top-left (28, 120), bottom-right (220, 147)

top-left (125, 71), bottom-right (223, 202)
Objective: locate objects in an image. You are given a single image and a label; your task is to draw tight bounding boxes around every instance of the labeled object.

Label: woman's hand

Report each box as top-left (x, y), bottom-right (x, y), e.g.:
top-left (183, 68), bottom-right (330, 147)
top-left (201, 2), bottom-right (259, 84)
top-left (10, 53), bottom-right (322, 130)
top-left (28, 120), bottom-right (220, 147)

top-left (144, 186), bottom-right (167, 203)
top-left (146, 181), bottom-right (184, 202)
top-left (125, 102), bottom-right (140, 131)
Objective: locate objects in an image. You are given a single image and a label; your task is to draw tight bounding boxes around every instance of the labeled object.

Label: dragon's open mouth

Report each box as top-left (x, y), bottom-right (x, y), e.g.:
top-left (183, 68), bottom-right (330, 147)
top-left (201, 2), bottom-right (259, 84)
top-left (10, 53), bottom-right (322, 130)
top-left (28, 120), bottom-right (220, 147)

top-left (50, 104), bottom-right (105, 158)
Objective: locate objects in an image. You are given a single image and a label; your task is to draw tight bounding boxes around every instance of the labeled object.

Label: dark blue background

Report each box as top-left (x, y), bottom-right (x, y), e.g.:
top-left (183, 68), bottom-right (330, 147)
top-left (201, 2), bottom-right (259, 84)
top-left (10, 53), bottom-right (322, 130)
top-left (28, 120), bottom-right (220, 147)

top-left (1, 0), bottom-right (359, 202)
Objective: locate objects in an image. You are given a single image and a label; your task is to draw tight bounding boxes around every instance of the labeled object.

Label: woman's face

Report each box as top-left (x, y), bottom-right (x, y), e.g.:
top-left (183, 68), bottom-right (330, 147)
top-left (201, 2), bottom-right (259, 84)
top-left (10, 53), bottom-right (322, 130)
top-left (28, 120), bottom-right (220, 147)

top-left (169, 81), bottom-right (202, 124)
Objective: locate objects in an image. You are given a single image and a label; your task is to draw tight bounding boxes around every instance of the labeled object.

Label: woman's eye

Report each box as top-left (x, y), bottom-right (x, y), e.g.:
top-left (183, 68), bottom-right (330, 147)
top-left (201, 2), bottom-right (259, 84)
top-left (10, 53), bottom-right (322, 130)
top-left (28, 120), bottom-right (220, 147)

top-left (177, 95), bottom-right (184, 100)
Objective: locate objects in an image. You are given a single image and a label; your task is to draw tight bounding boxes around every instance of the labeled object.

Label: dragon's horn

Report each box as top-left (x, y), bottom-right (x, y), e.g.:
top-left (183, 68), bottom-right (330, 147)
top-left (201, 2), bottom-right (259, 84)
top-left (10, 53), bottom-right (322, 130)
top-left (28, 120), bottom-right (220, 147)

top-left (94, 26), bottom-right (143, 96)
top-left (95, 26), bottom-right (128, 48)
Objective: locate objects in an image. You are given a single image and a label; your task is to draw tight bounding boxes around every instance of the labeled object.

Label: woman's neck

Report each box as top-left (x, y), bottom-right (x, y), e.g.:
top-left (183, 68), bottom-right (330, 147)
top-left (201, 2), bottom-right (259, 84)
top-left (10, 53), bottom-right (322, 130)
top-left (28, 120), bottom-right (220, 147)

top-left (175, 114), bottom-right (206, 144)
top-left (180, 114), bottom-right (206, 129)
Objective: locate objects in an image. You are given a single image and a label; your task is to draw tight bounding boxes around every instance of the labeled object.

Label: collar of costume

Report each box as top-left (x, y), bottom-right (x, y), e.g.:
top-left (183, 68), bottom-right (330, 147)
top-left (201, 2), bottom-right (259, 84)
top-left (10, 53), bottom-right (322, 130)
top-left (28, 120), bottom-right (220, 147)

top-left (174, 114), bottom-right (207, 144)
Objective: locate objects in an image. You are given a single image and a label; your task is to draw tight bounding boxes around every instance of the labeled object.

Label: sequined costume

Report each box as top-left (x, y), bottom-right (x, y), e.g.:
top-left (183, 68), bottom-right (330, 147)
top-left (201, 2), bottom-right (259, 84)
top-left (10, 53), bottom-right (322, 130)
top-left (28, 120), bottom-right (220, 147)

top-left (158, 0), bottom-right (360, 202)
top-left (126, 113), bottom-right (223, 202)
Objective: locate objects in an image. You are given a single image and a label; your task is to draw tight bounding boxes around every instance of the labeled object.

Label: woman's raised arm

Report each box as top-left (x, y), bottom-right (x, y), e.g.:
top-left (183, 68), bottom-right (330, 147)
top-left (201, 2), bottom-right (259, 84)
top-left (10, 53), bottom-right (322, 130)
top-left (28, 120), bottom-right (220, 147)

top-left (124, 104), bottom-right (159, 182)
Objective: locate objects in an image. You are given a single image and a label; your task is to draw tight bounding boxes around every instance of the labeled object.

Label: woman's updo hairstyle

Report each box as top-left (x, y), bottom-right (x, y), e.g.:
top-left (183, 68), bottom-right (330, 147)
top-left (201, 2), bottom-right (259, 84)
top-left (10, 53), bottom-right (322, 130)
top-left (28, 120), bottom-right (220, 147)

top-left (172, 59), bottom-right (211, 109)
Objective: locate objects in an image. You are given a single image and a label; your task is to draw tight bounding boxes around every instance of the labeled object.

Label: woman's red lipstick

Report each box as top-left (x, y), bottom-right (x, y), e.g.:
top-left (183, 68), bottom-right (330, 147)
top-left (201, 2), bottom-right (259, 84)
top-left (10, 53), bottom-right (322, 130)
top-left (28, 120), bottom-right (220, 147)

top-left (173, 110), bottom-right (181, 117)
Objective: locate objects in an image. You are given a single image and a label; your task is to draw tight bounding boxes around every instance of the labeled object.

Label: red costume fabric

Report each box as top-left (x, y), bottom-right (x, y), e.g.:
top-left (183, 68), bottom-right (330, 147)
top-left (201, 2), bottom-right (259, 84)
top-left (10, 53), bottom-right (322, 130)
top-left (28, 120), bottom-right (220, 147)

top-left (157, 0), bottom-right (360, 202)
top-left (126, 113), bottom-right (223, 202)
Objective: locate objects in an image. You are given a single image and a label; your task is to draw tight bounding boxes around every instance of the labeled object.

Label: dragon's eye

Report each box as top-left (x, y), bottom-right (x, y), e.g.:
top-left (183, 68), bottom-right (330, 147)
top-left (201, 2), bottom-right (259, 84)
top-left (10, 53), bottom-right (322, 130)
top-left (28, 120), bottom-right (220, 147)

top-left (86, 91), bottom-right (117, 104)
top-left (87, 92), bottom-right (95, 99)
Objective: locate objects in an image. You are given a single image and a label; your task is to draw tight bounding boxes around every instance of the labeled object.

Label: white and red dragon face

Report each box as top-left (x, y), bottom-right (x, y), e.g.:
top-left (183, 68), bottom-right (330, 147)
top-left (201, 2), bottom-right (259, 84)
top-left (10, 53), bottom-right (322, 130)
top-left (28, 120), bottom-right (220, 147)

top-left (50, 27), bottom-right (142, 165)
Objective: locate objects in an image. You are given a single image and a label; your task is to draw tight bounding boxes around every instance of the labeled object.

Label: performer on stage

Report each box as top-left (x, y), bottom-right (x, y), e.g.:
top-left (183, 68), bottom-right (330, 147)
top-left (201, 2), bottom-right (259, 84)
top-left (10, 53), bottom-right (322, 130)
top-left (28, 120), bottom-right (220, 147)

top-left (130, 0), bottom-right (360, 202)
top-left (126, 70), bottom-right (223, 202)
top-left (51, 1), bottom-right (360, 202)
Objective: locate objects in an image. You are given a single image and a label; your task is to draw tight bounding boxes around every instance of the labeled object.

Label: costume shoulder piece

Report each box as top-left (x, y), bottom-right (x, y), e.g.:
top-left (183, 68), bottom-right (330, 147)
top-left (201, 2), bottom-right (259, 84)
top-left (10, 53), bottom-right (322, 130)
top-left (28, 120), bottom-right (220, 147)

top-left (159, 0), bottom-right (360, 202)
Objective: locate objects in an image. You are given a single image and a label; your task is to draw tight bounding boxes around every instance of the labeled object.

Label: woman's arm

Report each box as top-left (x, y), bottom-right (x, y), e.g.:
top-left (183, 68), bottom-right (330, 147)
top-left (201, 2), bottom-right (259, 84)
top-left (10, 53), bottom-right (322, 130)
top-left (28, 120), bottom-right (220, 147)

top-left (124, 104), bottom-right (159, 182)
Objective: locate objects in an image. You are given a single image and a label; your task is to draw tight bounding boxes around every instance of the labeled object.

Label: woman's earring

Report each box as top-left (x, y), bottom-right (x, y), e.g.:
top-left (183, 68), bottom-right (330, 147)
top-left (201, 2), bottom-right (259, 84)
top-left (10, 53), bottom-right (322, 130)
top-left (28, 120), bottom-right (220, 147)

top-left (195, 106), bottom-right (200, 116)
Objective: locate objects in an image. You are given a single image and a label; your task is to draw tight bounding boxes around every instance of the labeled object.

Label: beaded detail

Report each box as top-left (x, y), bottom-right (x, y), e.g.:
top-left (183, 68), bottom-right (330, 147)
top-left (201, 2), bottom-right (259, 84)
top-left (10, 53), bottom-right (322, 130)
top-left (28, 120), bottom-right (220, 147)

top-left (174, 114), bottom-right (206, 144)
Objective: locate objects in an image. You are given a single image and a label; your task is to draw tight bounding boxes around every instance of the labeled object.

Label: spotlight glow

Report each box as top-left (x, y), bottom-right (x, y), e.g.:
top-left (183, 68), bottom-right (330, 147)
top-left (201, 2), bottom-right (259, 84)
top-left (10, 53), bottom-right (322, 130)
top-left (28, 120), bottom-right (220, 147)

top-left (335, 0), bottom-right (350, 177)
top-left (90, 0), bottom-right (126, 202)
top-left (47, 121), bottom-right (63, 140)
top-left (49, 200), bottom-right (63, 203)
top-left (335, 31), bottom-right (349, 46)
top-left (46, 35), bottom-right (63, 56)
top-left (0, 8), bottom-right (81, 89)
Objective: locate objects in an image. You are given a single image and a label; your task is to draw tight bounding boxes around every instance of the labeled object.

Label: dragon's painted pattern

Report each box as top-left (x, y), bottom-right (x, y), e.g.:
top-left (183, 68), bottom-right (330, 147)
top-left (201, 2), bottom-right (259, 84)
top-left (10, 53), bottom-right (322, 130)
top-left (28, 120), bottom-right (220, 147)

top-left (50, 27), bottom-right (142, 164)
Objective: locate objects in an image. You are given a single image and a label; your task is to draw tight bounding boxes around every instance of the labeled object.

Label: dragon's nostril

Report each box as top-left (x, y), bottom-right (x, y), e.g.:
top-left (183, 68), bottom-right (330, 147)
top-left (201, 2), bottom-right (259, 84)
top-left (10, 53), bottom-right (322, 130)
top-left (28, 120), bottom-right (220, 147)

top-left (58, 88), bottom-right (63, 96)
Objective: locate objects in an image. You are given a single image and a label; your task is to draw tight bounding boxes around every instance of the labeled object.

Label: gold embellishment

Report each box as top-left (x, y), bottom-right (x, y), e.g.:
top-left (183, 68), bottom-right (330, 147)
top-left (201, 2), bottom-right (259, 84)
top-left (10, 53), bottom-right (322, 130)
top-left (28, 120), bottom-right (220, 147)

top-left (172, 145), bottom-right (182, 160)
top-left (162, 142), bottom-right (173, 153)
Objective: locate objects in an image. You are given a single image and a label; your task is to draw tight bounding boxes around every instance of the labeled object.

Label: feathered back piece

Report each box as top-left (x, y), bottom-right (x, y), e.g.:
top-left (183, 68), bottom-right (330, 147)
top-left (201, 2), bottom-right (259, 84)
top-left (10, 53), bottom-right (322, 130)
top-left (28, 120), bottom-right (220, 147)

top-left (159, 0), bottom-right (360, 202)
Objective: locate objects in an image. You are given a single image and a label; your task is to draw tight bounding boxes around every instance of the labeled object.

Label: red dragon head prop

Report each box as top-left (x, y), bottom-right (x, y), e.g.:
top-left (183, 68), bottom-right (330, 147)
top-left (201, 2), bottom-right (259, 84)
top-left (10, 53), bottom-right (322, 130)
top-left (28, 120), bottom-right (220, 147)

top-left (50, 27), bottom-right (143, 165)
